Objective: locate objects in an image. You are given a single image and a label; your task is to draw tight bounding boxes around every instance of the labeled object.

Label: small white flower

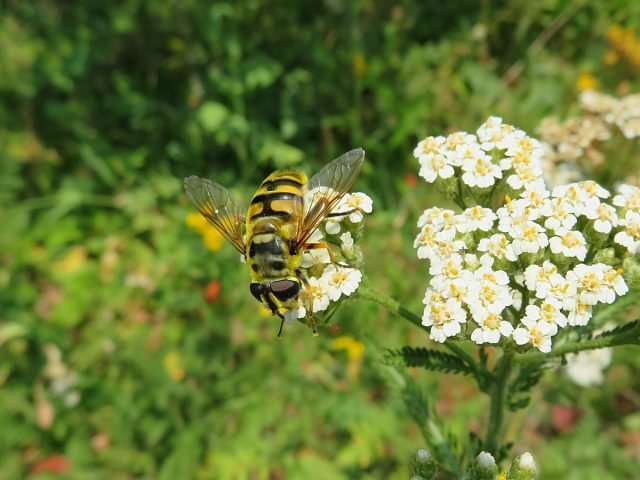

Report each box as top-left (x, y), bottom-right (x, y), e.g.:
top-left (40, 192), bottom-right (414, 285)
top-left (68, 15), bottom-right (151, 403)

top-left (413, 135), bottom-right (446, 161)
top-left (567, 263), bottom-right (619, 306)
top-left (301, 246), bottom-right (331, 268)
top-left (566, 301), bottom-right (593, 326)
top-left (422, 295), bottom-right (467, 343)
top-left (418, 152), bottom-right (455, 182)
top-left (565, 348), bottom-right (613, 387)
top-left (505, 135), bottom-right (543, 158)
top-left (344, 192), bottom-right (373, 222)
top-left (457, 206), bottom-right (497, 233)
top-left (586, 203), bottom-right (618, 234)
top-left (549, 229), bottom-right (587, 261)
top-left (325, 220), bottom-right (341, 235)
top-left (303, 276), bottom-right (331, 312)
top-left (284, 305), bottom-right (307, 324)
top-left (506, 164), bottom-right (543, 191)
top-left (614, 211), bottom-right (640, 253)
top-left (432, 271), bottom-right (479, 306)
top-left (461, 151), bottom-right (503, 188)
top-left (613, 184), bottom-right (640, 213)
top-left (470, 311), bottom-right (514, 344)
top-left (509, 221), bottom-right (549, 256)
top-left (602, 265), bottom-right (629, 298)
top-left (340, 231), bottom-right (354, 253)
top-left (429, 253), bottom-right (465, 282)
top-left (552, 183), bottom-right (601, 217)
top-left (541, 197), bottom-right (577, 232)
top-left (548, 273), bottom-right (578, 310)
top-left (529, 300), bottom-right (567, 335)
top-left (524, 261), bottom-right (559, 298)
top-left (300, 230), bottom-right (330, 267)
top-left (321, 264), bottom-right (362, 301)
top-left (467, 260), bottom-right (514, 317)
top-left (477, 233), bottom-right (517, 261)
top-left (414, 225), bottom-right (441, 260)
top-left (513, 313), bottom-right (554, 353)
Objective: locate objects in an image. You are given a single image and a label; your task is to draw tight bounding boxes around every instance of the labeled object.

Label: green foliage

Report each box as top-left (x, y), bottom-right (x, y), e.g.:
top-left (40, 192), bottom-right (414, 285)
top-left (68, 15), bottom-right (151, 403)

top-left (507, 363), bottom-right (549, 412)
top-left (384, 346), bottom-right (475, 377)
top-left (1, 0), bottom-right (640, 478)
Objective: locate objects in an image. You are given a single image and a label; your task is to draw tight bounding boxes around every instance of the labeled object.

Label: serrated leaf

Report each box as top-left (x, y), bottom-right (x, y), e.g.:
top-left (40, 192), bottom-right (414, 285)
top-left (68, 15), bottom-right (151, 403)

top-left (384, 346), bottom-right (475, 377)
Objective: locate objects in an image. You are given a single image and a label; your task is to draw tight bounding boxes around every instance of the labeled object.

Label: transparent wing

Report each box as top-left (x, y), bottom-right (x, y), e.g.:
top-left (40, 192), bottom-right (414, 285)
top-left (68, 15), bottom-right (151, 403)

top-left (184, 175), bottom-right (247, 254)
top-left (297, 148), bottom-right (365, 247)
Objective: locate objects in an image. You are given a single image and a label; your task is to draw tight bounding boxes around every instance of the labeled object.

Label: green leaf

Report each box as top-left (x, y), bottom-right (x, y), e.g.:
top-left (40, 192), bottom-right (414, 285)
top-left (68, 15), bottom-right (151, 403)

top-left (158, 429), bottom-right (202, 480)
top-left (257, 137), bottom-right (304, 168)
top-left (507, 362), bottom-right (549, 411)
top-left (383, 346), bottom-right (475, 377)
top-left (197, 101), bottom-right (229, 132)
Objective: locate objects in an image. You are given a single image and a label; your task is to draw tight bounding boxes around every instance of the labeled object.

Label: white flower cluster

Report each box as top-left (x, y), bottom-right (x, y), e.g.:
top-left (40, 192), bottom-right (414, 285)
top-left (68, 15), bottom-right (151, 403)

top-left (284, 190), bottom-right (373, 323)
top-left (42, 343), bottom-right (81, 407)
top-left (537, 90), bottom-right (640, 187)
top-left (413, 119), bottom-right (634, 352)
top-left (414, 116), bottom-right (546, 193)
top-left (581, 90), bottom-right (640, 139)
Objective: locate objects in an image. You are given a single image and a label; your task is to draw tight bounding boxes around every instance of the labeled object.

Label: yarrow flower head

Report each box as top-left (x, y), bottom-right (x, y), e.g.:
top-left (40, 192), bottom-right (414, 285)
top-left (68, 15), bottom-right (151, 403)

top-left (283, 188), bottom-right (373, 329)
top-left (412, 118), bottom-right (636, 352)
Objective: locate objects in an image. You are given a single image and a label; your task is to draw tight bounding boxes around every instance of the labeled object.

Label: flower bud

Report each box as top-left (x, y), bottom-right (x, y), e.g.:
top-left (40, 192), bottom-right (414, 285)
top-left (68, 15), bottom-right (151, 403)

top-left (411, 448), bottom-right (438, 478)
top-left (591, 247), bottom-right (616, 265)
top-left (472, 451), bottom-right (498, 480)
top-left (507, 452), bottom-right (537, 480)
top-left (622, 255), bottom-right (640, 290)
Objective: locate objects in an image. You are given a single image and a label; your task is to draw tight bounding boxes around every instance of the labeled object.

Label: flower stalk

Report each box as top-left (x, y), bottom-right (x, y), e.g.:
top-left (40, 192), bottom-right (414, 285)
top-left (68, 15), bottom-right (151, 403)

top-left (484, 351), bottom-right (514, 454)
top-left (515, 320), bottom-right (640, 364)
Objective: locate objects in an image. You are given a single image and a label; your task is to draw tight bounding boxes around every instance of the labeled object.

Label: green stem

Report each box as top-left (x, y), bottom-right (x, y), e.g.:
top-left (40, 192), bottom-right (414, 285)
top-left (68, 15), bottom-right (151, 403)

top-left (357, 284), bottom-right (485, 382)
top-left (515, 320), bottom-right (640, 364)
top-left (483, 351), bottom-right (514, 454)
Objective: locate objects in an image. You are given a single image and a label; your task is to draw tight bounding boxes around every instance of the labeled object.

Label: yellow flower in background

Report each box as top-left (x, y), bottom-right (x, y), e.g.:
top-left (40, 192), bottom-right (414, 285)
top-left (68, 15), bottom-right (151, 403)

top-left (607, 24), bottom-right (640, 68)
top-left (332, 336), bottom-right (365, 379)
top-left (203, 229), bottom-right (225, 252)
top-left (186, 212), bottom-right (208, 233)
top-left (56, 246), bottom-right (88, 274)
top-left (186, 212), bottom-right (225, 252)
top-left (353, 53), bottom-right (367, 77)
top-left (163, 351), bottom-right (186, 382)
top-left (577, 72), bottom-right (599, 92)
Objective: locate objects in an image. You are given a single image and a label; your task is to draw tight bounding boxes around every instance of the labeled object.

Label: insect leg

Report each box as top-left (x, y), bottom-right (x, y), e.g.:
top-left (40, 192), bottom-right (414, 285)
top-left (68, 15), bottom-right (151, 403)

top-left (326, 208), bottom-right (357, 218)
top-left (263, 293), bottom-right (286, 338)
top-left (296, 270), bottom-right (318, 336)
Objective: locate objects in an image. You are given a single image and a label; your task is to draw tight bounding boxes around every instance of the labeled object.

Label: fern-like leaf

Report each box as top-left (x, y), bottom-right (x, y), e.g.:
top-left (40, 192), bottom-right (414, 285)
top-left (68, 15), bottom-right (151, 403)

top-left (507, 361), bottom-right (550, 411)
top-left (384, 346), bottom-right (475, 377)
top-left (595, 319), bottom-right (640, 340)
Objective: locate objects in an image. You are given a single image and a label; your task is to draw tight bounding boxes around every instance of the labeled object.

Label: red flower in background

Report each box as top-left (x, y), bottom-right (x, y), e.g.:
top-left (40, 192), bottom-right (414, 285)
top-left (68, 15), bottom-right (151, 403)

top-left (204, 280), bottom-right (221, 304)
top-left (30, 455), bottom-right (71, 474)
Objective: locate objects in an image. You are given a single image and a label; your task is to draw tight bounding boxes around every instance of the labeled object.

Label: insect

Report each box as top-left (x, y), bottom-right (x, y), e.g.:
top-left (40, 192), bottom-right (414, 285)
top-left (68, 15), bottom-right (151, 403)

top-left (184, 148), bottom-right (365, 337)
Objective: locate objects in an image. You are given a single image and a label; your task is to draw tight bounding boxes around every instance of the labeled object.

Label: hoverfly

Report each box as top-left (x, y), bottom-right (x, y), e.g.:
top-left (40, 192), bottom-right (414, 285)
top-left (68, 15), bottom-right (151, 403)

top-left (184, 148), bottom-right (365, 337)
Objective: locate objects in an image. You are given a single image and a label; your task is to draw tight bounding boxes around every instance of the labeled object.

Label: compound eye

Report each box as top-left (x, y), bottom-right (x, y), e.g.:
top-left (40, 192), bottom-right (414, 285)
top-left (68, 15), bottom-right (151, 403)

top-left (270, 279), bottom-right (300, 302)
top-left (249, 282), bottom-right (264, 301)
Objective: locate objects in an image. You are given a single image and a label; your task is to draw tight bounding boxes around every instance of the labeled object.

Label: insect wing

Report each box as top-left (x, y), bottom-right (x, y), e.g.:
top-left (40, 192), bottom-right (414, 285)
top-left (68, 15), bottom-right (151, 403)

top-left (297, 148), bottom-right (365, 246)
top-left (184, 176), bottom-right (247, 254)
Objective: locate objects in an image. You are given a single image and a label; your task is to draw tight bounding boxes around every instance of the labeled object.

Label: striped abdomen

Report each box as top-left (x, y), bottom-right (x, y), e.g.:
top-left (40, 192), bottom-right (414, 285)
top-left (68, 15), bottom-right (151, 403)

top-left (246, 170), bottom-right (307, 279)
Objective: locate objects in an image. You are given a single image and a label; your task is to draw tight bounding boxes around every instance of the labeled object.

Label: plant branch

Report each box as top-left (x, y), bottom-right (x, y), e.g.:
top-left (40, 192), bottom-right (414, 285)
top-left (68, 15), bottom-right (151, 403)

top-left (515, 320), bottom-right (640, 364)
top-left (483, 351), bottom-right (514, 455)
top-left (357, 284), bottom-right (487, 383)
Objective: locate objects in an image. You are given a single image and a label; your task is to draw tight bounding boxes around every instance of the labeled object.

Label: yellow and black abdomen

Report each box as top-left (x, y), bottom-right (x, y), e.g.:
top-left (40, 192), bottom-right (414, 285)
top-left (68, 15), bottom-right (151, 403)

top-left (245, 171), bottom-right (308, 280)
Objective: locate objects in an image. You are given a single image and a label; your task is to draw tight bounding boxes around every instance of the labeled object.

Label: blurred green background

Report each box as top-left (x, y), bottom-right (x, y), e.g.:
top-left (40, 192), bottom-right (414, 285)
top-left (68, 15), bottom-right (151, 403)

top-left (2, 1), bottom-right (640, 479)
